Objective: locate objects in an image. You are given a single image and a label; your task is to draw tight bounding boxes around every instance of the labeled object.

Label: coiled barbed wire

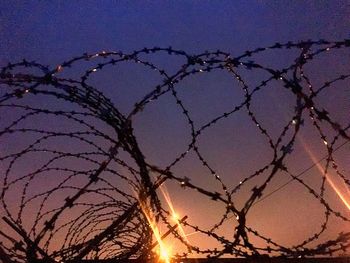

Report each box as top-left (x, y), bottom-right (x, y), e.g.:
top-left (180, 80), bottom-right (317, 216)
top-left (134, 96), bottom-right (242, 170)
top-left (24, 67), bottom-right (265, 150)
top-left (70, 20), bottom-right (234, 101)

top-left (0, 39), bottom-right (349, 262)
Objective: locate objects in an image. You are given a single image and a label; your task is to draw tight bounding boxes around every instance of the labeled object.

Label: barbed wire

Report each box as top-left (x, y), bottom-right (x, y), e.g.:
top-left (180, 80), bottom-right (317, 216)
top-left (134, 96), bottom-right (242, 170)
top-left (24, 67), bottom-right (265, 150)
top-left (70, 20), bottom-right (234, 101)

top-left (0, 39), bottom-right (349, 262)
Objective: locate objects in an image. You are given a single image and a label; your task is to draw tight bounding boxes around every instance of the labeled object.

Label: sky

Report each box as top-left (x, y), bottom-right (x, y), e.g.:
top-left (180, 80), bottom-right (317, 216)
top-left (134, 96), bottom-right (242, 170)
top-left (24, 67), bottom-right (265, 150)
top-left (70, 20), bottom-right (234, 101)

top-left (1, 1), bottom-right (350, 63)
top-left (0, 1), bottom-right (350, 260)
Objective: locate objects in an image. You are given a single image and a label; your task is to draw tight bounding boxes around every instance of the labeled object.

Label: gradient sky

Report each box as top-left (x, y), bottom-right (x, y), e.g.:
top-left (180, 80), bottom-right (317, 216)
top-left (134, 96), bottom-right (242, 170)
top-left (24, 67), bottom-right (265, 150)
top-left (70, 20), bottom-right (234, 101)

top-left (0, 1), bottom-right (350, 259)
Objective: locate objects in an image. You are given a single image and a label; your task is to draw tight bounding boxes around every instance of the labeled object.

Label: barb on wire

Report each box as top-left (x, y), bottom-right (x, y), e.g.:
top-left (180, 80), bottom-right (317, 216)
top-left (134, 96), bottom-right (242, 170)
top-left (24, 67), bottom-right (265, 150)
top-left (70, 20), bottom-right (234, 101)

top-left (0, 39), bottom-right (349, 262)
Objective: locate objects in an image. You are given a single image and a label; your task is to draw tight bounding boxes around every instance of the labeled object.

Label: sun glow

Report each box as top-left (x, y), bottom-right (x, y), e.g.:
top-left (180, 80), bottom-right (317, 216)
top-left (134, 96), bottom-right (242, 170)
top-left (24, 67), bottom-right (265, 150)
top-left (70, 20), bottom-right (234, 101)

top-left (135, 180), bottom-right (192, 263)
top-left (137, 195), bottom-right (172, 263)
top-left (159, 185), bottom-right (190, 245)
top-left (158, 245), bottom-right (172, 262)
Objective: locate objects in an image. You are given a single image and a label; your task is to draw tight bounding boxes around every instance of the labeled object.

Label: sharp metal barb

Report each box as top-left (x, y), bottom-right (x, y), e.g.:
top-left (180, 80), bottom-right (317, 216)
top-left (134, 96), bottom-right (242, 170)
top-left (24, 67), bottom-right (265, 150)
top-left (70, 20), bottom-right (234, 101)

top-left (0, 40), bottom-right (349, 261)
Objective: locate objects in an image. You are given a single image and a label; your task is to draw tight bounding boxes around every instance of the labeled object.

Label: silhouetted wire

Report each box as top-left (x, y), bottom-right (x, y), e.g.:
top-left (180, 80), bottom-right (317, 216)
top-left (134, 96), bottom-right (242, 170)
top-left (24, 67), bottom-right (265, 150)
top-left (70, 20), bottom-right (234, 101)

top-left (253, 139), bottom-right (350, 207)
top-left (0, 39), bottom-right (349, 262)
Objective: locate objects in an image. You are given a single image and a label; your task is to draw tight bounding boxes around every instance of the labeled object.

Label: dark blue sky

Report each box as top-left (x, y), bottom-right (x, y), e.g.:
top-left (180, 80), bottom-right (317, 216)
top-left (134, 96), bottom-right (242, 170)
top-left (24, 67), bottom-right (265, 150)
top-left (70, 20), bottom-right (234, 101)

top-left (1, 1), bottom-right (349, 64)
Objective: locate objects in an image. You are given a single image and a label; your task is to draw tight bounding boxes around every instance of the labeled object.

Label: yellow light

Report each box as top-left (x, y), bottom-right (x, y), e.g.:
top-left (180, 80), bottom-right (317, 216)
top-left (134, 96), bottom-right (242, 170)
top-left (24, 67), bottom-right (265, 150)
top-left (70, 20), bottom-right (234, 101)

top-left (159, 185), bottom-right (190, 245)
top-left (136, 193), bottom-right (171, 263)
top-left (159, 245), bottom-right (172, 262)
top-left (172, 212), bottom-right (179, 221)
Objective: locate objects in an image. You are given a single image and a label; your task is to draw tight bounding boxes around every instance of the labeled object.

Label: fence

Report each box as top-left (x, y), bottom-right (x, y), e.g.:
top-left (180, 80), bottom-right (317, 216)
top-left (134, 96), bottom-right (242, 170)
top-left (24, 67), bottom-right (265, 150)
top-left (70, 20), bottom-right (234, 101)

top-left (0, 39), bottom-right (349, 262)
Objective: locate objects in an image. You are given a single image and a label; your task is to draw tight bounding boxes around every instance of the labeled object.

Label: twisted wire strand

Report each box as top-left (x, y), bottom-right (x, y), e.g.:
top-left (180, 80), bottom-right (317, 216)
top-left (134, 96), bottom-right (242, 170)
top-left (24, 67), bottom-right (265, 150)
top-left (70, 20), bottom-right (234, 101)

top-left (0, 39), bottom-right (349, 261)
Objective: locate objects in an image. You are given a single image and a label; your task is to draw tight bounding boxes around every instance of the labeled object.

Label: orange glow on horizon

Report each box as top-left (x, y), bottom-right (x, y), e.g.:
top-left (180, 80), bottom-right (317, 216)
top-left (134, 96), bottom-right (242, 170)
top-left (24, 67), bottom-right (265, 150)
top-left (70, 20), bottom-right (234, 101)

top-left (135, 182), bottom-right (192, 262)
top-left (137, 193), bottom-right (172, 263)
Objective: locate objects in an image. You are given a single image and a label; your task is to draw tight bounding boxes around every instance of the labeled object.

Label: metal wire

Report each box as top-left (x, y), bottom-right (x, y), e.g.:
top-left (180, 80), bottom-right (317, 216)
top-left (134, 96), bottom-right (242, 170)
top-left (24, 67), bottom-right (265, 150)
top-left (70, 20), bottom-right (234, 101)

top-left (0, 39), bottom-right (349, 262)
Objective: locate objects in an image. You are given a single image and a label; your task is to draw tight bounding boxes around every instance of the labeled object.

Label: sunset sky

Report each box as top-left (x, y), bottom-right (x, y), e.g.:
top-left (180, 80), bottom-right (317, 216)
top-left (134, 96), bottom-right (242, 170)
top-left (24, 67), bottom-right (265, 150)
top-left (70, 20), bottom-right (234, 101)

top-left (0, 1), bottom-right (349, 260)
